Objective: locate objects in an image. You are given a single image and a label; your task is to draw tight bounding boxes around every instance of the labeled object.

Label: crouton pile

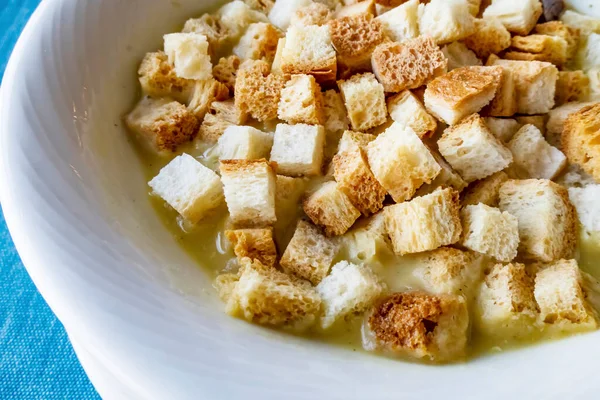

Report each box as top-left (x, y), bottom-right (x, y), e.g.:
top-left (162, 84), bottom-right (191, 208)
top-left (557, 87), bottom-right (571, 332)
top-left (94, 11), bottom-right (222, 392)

top-left (127, 0), bottom-right (600, 363)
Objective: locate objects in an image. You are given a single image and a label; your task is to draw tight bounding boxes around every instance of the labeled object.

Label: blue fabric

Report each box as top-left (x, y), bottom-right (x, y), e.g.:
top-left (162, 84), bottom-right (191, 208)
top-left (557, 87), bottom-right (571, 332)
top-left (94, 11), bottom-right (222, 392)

top-left (0, 1), bottom-right (99, 398)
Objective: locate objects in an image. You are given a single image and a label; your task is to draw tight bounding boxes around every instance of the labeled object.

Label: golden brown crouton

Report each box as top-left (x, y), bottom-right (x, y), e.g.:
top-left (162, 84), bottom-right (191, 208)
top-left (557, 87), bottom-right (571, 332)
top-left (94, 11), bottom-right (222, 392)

top-left (485, 65), bottom-right (518, 117)
top-left (182, 14), bottom-right (231, 53)
top-left (505, 34), bottom-right (568, 67)
top-left (338, 72), bottom-right (387, 131)
top-left (322, 90), bottom-right (350, 132)
top-left (534, 21), bottom-right (580, 61)
top-left (461, 171), bottom-right (509, 207)
top-left (187, 79), bottom-right (230, 119)
top-left (138, 51), bottom-right (195, 103)
top-left (291, 2), bottom-right (332, 27)
top-left (515, 115), bottom-right (546, 134)
top-left (555, 71), bottom-right (590, 106)
top-left (197, 100), bottom-right (248, 144)
top-left (304, 181), bottom-right (361, 236)
top-left (462, 17), bottom-right (511, 60)
top-left (387, 90), bottom-right (437, 139)
top-left (213, 55), bottom-right (241, 95)
top-left (234, 60), bottom-right (287, 121)
top-left (278, 74), bottom-right (324, 125)
top-left (233, 22), bottom-right (281, 62)
top-left (413, 247), bottom-right (480, 295)
top-left (416, 151), bottom-right (467, 196)
top-left (225, 228), bottom-right (278, 267)
top-left (562, 103), bottom-right (600, 182)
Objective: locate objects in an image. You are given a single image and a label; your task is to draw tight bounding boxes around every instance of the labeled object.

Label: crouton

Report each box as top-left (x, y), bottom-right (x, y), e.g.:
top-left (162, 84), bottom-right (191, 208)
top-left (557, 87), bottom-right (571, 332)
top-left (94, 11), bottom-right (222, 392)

top-left (534, 21), bottom-right (580, 61)
top-left (280, 24), bottom-right (337, 84)
top-left (333, 146), bottom-right (387, 215)
top-left (244, 0), bottom-right (275, 14)
top-left (187, 79), bottom-right (230, 119)
top-left (483, 117), bottom-right (521, 142)
top-left (384, 188), bottom-right (462, 255)
top-left (198, 115), bottom-right (233, 144)
top-left (476, 262), bottom-right (538, 337)
top-left (126, 97), bottom-right (199, 154)
top-left (273, 175), bottom-right (308, 245)
top-left (220, 159), bottom-right (276, 227)
top-left (182, 14), bottom-right (231, 53)
top-left (148, 154), bottom-right (223, 223)
top-left (482, 0), bottom-right (542, 35)
top-left (371, 37), bottom-right (447, 93)
top-left (534, 259), bottom-right (598, 330)
top-left (223, 258), bottom-right (321, 330)
top-left (138, 51), bottom-right (195, 103)
top-left (546, 102), bottom-right (596, 149)
top-left (461, 170), bottom-right (509, 207)
top-left (484, 65), bottom-right (518, 117)
top-left (367, 123), bottom-right (441, 202)
top-left (576, 33), bottom-right (600, 72)
top-left (364, 292), bottom-right (469, 361)
top-left (335, 0), bottom-right (376, 18)
top-left (505, 34), bottom-right (568, 67)
top-left (413, 247), bottom-right (480, 295)
top-left (317, 261), bottom-right (386, 328)
top-left (568, 185), bottom-right (600, 233)
top-left (291, 2), bottom-right (332, 26)
top-left (338, 73), bottom-right (387, 131)
top-left (268, 0), bottom-right (312, 30)
top-left (329, 13), bottom-right (386, 71)
top-left (508, 124), bottom-right (566, 180)
top-left (280, 220), bottom-right (340, 283)
top-left (499, 179), bottom-right (577, 262)
top-left (322, 90), bottom-right (349, 132)
top-left (213, 55), bottom-right (241, 94)
top-left (217, 0), bottom-right (270, 38)
top-left (303, 181), bottom-right (361, 236)
top-left (197, 100), bottom-right (248, 144)
top-left (340, 212), bottom-right (391, 263)
top-left (562, 103), bottom-right (600, 182)
top-left (424, 66), bottom-right (502, 125)
top-left (278, 74), bottom-right (324, 125)
top-left (234, 60), bottom-right (287, 121)
top-left (416, 151), bottom-right (467, 195)
top-left (555, 71), bottom-right (590, 107)
top-left (233, 22), bottom-right (281, 62)
top-left (374, 0), bottom-right (419, 43)
top-left (217, 125), bottom-right (273, 160)
top-left (338, 130), bottom-right (376, 154)
top-left (270, 123), bottom-right (325, 176)
top-left (387, 91), bottom-right (437, 139)
top-left (560, 10), bottom-right (600, 36)
top-left (438, 114), bottom-right (513, 182)
top-left (556, 164), bottom-right (597, 189)
top-left (163, 33), bottom-right (212, 80)
top-left (460, 203), bottom-right (519, 262)
top-left (463, 17), bottom-right (511, 60)
top-left (488, 59), bottom-right (558, 115)
top-left (441, 42), bottom-right (482, 72)
top-left (418, 0), bottom-right (476, 45)
top-left (225, 228), bottom-right (277, 267)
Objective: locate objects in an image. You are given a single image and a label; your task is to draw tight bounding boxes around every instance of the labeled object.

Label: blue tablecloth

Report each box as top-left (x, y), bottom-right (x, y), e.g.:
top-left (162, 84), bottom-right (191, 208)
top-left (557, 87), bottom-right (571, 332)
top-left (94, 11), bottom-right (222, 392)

top-left (0, 1), bottom-right (99, 398)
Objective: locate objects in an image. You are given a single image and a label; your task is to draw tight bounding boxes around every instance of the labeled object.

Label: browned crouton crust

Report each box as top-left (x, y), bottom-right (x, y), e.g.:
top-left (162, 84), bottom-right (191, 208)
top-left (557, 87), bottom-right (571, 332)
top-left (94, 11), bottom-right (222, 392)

top-left (534, 21), bottom-right (580, 60)
top-left (225, 228), bottom-right (278, 267)
top-left (213, 55), bottom-right (241, 94)
top-left (562, 103), bottom-right (600, 182)
top-left (329, 13), bottom-right (386, 70)
top-left (197, 100), bottom-right (248, 143)
top-left (235, 60), bottom-right (287, 121)
top-left (555, 71), bottom-right (590, 106)
top-left (463, 18), bottom-right (511, 60)
top-left (138, 51), bottom-right (195, 101)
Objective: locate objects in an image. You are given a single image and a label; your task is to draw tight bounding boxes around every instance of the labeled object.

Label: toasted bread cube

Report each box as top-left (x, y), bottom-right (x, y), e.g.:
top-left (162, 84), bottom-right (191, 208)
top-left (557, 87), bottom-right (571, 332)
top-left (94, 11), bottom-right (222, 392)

top-left (126, 98), bottom-right (199, 154)
top-left (213, 55), bottom-right (241, 94)
top-left (534, 21), bottom-right (580, 61)
top-left (244, 0), bottom-right (275, 13)
top-left (281, 219), bottom-right (339, 284)
top-left (235, 60), bottom-right (286, 122)
top-left (303, 181), bottom-right (361, 236)
top-left (441, 42), bottom-right (482, 71)
top-left (182, 14), bottom-right (230, 55)
top-left (338, 73), bottom-right (387, 131)
top-left (268, 0), bottom-right (312, 30)
top-left (568, 185), bottom-right (600, 233)
top-left (576, 33), bottom-right (600, 72)
top-left (460, 203), bottom-right (519, 261)
top-left (418, 0), bottom-right (475, 45)
top-left (291, 2), bottom-right (332, 27)
top-left (220, 159), bottom-right (276, 227)
top-left (364, 292), bottom-right (469, 361)
top-left (371, 37), bottom-right (447, 93)
top-left (413, 247), bottom-right (480, 295)
top-left (163, 33), bottom-right (212, 81)
top-left (387, 91), bottom-right (437, 139)
top-left (499, 179), bottom-right (577, 262)
top-left (322, 90), bottom-right (349, 132)
top-left (340, 212), bottom-right (391, 263)
top-left (438, 114), bottom-right (513, 182)
top-left (461, 171), bottom-right (508, 207)
top-left (375, 0), bottom-right (419, 42)
top-left (476, 262), bottom-right (538, 337)
top-left (198, 115), bottom-right (233, 144)
top-left (555, 71), bottom-right (590, 107)
top-left (317, 261), bottom-right (386, 328)
top-left (218, 0), bottom-right (269, 38)
top-left (281, 24), bottom-right (337, 84)
top-left (138, 51), bottom-right (195, 103)
top-left (557, 163), bottom-right (597, 189)
top-left (562, 103), bottom-right (600, 182)
top-left (335, 0), bottom-right (376, 18)
top-left (217, 125), bottom-right (274, 160)
top-left (547, 102), bottom-right (596, 149)
top-left (482, 0), bottom-right (542, 35)
top-left (270, 123), bottom-right (325, 176)
top-left (278, 74), bottom-right (324, 125)
top-left (367, 123), bottom-right (441, 202)
top-left (505, 34), bottom-right (568, 67)
top-left (225, 228), bottom-right (277, 267)
top-left (483, 117), bottom-right (521, 142)
top-left (485, 65), bottom-right (518, 117)
top-left (273, 175), bottom-right (308, 246)
top-left (197, 100), bottom-right (248, 144)
top-left (560, 10), bottom-right (600, 35)
top-left (515, 115), bottom-right (546, 134)
top-left (329, 13), bottom-right (386, 71)
top-left (148, 154), bottom-right (223, 223)
top-left (187, 79), bottom-right (230, 119)
top-left (233, 22), bottom-right (281, 62)
top-left (338, 130), bottom-right (376, 154)
top-left (534, 260), bottom-right (598, 330)
top-left (416, 151), bottom-right (468, 195)
top-left (508, 124), bottom-right (566, 180)
top-left (463, 17), bottom-right (511, 59)
top-left (384, 188), bottom-right (461, 254)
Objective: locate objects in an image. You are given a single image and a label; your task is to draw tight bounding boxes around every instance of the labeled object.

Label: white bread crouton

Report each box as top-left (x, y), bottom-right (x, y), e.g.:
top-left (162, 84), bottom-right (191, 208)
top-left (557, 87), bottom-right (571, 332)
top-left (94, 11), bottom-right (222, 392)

top-left (424, 66), bottom-right (502, 125)
top-left (416, 151), bottom-right (467, 195)
top-left (234, 60), bottom-right (286, 122)
top-left (281, 24), bottom-right (337, 84)
top-left (461, 170), bottom-right (508, 207)
top-left (233, 22), bottom-right (281, 62)
top-left (220, 159), bottom-right (276, 227)
top-left (335, 0), bottom-right (376, 18)
top-left (290, 2), bottom-right (332, 27)
top-left (438, 114), bottom-right (513, 182)
top-left (126, 97), bottom-right (199, 154)
top-left (375, 0), bottom-right (419, 43)
top-left (364, 292), bottom-right (469, 362)
top-left (278, 74), bottom-right (324, 125)
top-left (268, 0), bottom-right (312, 30)
top-left (576, 33), bottom-right (600, 72)
top-left (217, 125), bottom-right (273, 160)
top-left (182, 14), bottom-right (230, 53)
top-left (225, 228), bottom-right (277, 267)
top-left (163, 33), bottom-right (212, 80)
top-left (243, 0), bottom-right (275, 14)
top-left (340, 212), bottom-right (391, 264)
top-left (322, 90), bottom-right (349, 133)
top-left (384, 188), bottom-right (462, 255)
top-left (303, 181), bottom-right (361, 236)
top-left (280, 219), bottom-right (339, 284)
top-left (460, 203), bottom-right (519, 262)
top-left (338, 73), bottom-right (387, 131)
top-left (507, 124), bottom-right (566, 180)
top-left (317, 261), bottom-right (386, 329)
top-left (387, 90), bottom-right (437, 139)
top-left (568, 185), bottom-right (600, 233)
top-left (218, 0), bottom-right (270, 38)
top-left (270, 37), bottom-right (286, 75)
top-left (483, 64), bottom-right (518, 118)
top-left (555, 71), bottom-right (590, 107)
top-left (371, 37), bottom-right (447, 93)
top-left (534, 21), bottom-right (581, 62)
top-left (418, 0), bottom-right (476, 45)
top-left (338, 130), bottom-right (376, 154)
top-left (483, 117), bottom-right (521, 142)
top-left (505, 34), bottom-right (569, 67)
top-left (270, 123), bottom-right (325, 176)
top-left (482, 0), bottom-right (542, 35)
top-left (148, 153), bottom-right (223, 223)
top-left (476, 262), bottom-right (538, 337)
top-left (499, 179), bottom-right (577, 262)
top-left (463, 17), bottom-right (511, 60)
top-left (562, 103), bottom-right (600, 182)
top-left (413, 247), bottom-right (481, 295)
top-left (138, 52), bottom-right (195, 103)
top-left (197, 100), bottom-right (249, 144)
top-left (187, 79), bottom-right (230, 119)
top-left (213, 55), bottom-right (241, 95)
top-left (560, 10), bottom-right (600, 36)
top-left (441, 42), bottom-right (482, 71)
top-left (366, 123), bottom-right (441, 202)
top-left (546, 102), bottom-right (597, 149)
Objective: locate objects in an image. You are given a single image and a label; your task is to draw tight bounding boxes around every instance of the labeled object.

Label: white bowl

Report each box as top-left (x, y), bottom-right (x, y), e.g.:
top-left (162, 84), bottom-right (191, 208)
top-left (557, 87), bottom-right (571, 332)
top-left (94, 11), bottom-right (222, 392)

top-left (2, 0), bottom-right (600, 398)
